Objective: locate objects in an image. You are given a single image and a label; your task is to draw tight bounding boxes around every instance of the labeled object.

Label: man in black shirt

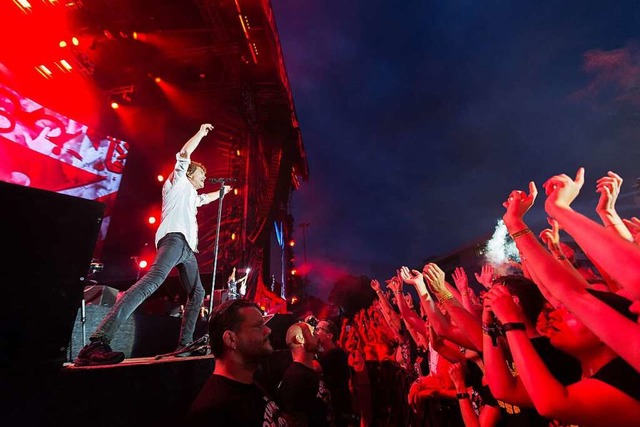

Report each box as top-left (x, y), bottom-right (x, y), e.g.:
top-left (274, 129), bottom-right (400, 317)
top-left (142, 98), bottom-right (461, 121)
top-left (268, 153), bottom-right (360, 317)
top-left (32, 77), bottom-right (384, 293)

top-left (315, 319), bottom-right (354, 426)
top-left (278, 322), bottom-right (334, 427)
top-left (188, 300), bottom-right (288, 426)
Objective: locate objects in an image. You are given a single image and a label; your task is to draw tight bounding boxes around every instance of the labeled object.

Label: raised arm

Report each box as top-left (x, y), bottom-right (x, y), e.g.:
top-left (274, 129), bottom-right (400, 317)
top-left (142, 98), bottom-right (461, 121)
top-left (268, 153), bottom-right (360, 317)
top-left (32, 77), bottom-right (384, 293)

top-left (452, 267), bottom-right (482, 317)
top-left (502, 173), bottom-right (640, 372)
top-left (179, 123), bottom-right (212, 158)
top-left (401, 266), bottom-right (477, 350)
top-left (489, 285), bottom-right (640, 427)
top-left (544, 168), bottom-right (640, 299)
top-left (370, 279), bottom-right (402, 336)
top-left (388, 273), bottom-right (428, 350)
top-left (595, 171), bottom-right (633, 242)
top-left (424, 263), bottom-right (483, 352)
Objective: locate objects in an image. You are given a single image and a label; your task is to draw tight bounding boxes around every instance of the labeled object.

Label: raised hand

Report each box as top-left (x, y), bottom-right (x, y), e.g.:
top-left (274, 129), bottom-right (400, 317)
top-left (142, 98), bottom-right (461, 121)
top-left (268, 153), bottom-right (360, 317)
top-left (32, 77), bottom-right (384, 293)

top-left (474, 264), bottom-right (494, 289)
top-left (482, 285), bottom-right (526, 324)
top-left (452, 267), bottom-right (469, 293)
top-left (386, 275), bottom-right (401, 294)
top-left (502, 181), bottom-right (538, 226)
top-left (543, 167), bottom-right (585, 211)
top-left (370, 279), bottom-right (381, 292)
top-left (422, 263), bottom-right (447, 295)
top-left (448, 363), bottom-right (467, 391)
top-left (400, 266), bottom-right (427, 290)
top-left (199, 123), bottom-right (214, 136)
top-left (596, 171), bottom-right (623, 216)
top-left (539, 217), bottom-right (561, 252)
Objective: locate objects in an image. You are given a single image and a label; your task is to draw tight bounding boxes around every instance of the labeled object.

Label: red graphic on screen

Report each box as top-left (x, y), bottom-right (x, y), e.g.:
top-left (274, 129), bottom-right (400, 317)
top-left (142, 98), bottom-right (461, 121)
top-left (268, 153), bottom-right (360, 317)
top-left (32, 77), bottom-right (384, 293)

top-left (0, 83), bottom-right (129, 254)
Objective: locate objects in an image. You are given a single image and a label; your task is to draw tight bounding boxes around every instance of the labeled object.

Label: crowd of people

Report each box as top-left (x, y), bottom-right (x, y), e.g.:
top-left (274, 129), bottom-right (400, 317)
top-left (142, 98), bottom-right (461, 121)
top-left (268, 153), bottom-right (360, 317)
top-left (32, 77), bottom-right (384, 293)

top-left (69, 125), bottom-right (639, 426)
top-left (187, 167), bottom-right (640, 427)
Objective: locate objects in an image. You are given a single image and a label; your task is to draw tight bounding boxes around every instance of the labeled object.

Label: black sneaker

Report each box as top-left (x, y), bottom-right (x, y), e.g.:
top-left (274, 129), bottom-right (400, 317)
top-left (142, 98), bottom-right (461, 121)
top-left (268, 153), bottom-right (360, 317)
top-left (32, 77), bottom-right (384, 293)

top-left (74, 341), bottom-right (125, 366)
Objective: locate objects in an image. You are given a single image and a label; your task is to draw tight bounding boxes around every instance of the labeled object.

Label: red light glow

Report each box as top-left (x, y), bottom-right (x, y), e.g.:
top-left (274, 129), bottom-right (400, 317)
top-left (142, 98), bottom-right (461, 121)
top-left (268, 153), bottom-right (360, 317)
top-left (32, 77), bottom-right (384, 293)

top-left (139, 260), bottom-right (148, 269)
top-left (157, 175), bottom-right (164, 182)
top-left (148, 216), bottom-right (156, 225)
top-left (110, 101), bottom-right (119, 109)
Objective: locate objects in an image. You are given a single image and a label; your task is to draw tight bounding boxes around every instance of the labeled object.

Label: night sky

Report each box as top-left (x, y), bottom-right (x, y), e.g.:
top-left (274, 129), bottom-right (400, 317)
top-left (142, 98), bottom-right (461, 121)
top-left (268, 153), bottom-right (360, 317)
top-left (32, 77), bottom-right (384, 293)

top-left (271, 1), bottom-right (640, 298)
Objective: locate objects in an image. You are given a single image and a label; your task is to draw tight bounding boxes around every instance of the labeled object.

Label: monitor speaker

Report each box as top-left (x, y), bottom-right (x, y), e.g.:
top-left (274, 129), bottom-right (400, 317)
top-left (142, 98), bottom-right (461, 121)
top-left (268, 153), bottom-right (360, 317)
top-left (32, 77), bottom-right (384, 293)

top-left (0, 181), bottom-right (104, 372)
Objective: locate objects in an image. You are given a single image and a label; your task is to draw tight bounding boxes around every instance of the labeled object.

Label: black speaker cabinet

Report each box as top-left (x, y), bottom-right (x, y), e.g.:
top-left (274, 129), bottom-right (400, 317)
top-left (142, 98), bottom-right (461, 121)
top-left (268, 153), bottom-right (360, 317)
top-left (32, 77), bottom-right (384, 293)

top-left (0, 181), bottom-right (104, 372)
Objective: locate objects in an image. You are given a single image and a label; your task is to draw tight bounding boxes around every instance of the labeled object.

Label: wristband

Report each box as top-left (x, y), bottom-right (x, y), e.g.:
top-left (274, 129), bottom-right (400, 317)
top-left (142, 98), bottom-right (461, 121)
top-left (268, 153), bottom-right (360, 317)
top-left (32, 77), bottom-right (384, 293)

top-left (456, 392), bottom-right (470, 400)
top-left (439, 293), bottom-right (454, 303)
top-left (501, 322), bottom-right (526, 333)
top-left (510, 228), bottom-right (532, 240)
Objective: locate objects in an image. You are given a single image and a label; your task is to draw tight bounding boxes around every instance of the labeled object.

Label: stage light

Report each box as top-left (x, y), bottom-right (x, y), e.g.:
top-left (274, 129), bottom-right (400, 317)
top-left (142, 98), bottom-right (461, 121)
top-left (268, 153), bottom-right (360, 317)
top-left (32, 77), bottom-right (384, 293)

top-left (199, 73), bottom-right (206, 79)
top-left (246, 268), bottom-right (251, 273)
top-left (71, 37), bottom-right (79, 46)
top-left (289, 240), bottom-right (295, 247)
top-left (154, 77), bottom-right (161, 83)
top-left (233, 188), bottom-right (239, 195)
top-left (231, 232), bottom-right (237, 241)
top-left (291, 296), bottom-right (298, 304)
top-left (132, 32), bottom-right (138, 40)
top-left (13, 0), bottom-right (32, 12)
top-left (236, 149), bottom-right (241, 156)
top-left (110, 101), bottom-right (119, 109)
top-left (157, 175), bottom-right (164, 182)
top-left (148, 216), bottom-right (156, 225)
top-left (291, 269), bottom-right (297, 276)
top-left (59, 40), bottom-right (67, 48)
top-left (60, 60), bottom-right (72, 71)
top-left (139, 260), bottom-right (148, 269)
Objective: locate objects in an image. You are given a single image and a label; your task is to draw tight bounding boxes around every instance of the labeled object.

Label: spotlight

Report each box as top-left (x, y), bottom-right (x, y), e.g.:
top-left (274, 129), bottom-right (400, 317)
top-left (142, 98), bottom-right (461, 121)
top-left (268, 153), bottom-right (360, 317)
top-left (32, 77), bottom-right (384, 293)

top-left (154, 76), bottom-right (161, 83)
top-left (110, 101), bottom-right (119, 109)
top-left (59, 40), bottom-right (67, 48)
top-left (71, 36), bottom-right (79, 46)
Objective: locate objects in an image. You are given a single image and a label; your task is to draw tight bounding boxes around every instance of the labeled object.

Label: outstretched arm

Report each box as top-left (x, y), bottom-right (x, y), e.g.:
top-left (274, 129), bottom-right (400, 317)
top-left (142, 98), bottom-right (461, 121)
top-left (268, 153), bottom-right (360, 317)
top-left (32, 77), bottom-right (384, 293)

top-left (545, 168), bottom-right (640, 299)
top-left (202, 185), bottom-right (232, 205)
top-left (179, 124), bottom-right (213, 159)
top-left (502, 172), bottom-right (640, 372)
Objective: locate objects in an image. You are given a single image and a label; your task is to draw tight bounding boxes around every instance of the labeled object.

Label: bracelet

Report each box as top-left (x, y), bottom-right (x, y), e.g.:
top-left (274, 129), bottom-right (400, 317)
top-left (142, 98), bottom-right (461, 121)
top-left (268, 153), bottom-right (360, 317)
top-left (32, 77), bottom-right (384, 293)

top-left (456, 392), bottom-right (470, 400)
top-left (439, 293), bottom-right (455, 303)
top-left (501, 322), bottom-right (526, 333)
top-left (510, 228), bottom-right (532, 240)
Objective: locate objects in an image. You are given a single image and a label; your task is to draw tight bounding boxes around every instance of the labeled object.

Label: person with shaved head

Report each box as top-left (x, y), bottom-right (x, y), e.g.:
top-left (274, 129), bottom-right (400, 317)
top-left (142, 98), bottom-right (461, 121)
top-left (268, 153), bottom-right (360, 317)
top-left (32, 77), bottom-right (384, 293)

top-left (278, 322), bottom-right (335, 427)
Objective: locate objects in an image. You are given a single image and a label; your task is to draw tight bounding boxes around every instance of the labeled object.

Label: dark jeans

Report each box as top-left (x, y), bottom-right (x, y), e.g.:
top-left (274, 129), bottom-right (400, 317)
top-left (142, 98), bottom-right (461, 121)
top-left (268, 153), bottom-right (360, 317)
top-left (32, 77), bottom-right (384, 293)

top-left (91, 232), bottom-right (205, 347)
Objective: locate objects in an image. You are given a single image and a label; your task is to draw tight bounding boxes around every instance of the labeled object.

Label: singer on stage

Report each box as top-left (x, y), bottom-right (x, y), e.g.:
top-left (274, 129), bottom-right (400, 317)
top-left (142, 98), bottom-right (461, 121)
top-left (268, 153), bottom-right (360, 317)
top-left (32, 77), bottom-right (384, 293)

top-left (75, 123), bottom-right (232, 366)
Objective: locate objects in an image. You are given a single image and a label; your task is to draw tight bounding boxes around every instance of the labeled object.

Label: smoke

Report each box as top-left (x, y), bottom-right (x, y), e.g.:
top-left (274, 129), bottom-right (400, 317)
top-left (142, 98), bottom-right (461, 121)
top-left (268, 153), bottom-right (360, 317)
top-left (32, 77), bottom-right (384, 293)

top-left (480, 218), bottom-right (522, 276)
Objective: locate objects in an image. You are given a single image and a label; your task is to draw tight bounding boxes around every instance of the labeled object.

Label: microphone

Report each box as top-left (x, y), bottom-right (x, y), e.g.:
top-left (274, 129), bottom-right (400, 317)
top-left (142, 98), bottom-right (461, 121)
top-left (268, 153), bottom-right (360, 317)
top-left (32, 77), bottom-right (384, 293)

top-left (208, 177), bottom-right (237, 184)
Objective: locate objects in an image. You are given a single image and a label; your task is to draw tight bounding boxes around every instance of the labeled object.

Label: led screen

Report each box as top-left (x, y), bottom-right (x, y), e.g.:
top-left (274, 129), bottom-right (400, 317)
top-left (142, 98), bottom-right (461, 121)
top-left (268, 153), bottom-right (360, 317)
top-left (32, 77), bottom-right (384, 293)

top-left (0, 82), bottom-right (128, 255)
